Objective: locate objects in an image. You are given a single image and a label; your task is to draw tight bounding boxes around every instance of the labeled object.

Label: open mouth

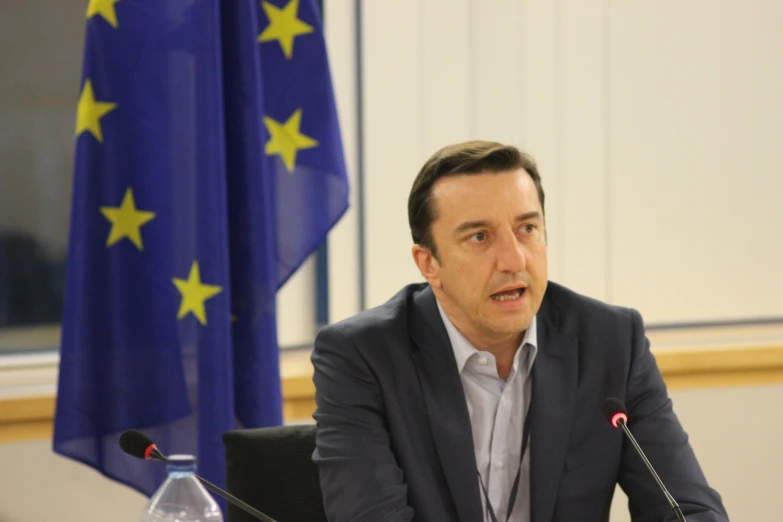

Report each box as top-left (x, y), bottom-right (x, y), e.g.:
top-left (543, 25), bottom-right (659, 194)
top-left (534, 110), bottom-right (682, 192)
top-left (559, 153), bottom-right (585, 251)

top-left (490, 288), bottom-right (526, 301)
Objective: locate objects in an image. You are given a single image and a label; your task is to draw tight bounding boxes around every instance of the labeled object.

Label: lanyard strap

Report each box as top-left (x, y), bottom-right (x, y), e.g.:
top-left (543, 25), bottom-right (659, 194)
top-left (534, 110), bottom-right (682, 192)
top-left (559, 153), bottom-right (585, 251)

top-left (478, 405), bottom-right (532, 522)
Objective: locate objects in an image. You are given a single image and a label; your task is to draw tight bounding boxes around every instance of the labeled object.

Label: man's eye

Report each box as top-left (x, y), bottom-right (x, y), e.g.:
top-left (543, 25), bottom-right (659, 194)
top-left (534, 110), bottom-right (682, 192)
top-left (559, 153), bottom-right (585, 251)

top-left (470, 232), bottom-right (486, 242)
top-left (522, 224), bottom-right (535, 233)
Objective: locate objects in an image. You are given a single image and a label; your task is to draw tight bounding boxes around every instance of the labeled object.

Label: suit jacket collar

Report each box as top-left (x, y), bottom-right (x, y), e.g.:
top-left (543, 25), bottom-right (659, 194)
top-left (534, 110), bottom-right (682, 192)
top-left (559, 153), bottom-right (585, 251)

top-left (409, 285), bottom-right (483, 522)
top-left (529, 287), bottom-right (579, 522)
top-left (408, 284), bottom-right (579, 522)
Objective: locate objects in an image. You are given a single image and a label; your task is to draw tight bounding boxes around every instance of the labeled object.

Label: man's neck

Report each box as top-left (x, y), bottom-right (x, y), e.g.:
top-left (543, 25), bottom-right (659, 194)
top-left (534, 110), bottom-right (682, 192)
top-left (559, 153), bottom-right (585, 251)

top-left (434, 293), bottom-right (527, 380)
top-left (445, 317), bottom-right (523, 380)
top-left (472, 336), bottom-right (522, 381)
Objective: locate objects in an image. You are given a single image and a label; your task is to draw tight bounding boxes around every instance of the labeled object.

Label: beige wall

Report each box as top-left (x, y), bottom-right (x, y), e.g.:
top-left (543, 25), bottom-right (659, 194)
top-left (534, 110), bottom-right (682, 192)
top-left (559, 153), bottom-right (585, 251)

top-left (0, 439), bottom-right (147, 521)
top-left (1, 383), bottom-right (780, 520)
top-left (357, 0), bottom-right (783, 324)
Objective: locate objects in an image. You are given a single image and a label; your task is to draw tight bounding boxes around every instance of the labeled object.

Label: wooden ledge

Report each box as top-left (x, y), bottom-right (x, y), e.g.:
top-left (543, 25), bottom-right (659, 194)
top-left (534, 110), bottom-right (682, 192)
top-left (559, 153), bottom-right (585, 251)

top-left (3, 335), bottom-right (783, 443)
top-left (0, 396), bottom-right (55, 443)
top-left (654, 345), bottom-right (783, 390)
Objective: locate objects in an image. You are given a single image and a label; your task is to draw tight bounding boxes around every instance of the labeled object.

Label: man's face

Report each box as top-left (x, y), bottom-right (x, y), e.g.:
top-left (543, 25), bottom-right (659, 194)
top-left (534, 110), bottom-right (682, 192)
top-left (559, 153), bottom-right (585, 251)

top-left (413, 169), bottom-right (548, 342)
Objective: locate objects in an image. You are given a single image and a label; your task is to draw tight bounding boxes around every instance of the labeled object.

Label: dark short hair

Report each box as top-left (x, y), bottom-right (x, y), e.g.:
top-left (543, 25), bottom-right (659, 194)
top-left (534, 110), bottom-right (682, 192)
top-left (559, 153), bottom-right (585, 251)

top-left (408, 140), bottom-right (545, 258)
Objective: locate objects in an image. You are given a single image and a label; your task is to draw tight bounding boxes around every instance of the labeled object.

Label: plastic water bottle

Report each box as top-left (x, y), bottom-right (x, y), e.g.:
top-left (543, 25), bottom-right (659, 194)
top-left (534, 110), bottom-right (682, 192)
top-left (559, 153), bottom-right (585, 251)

top-left (140, 454), bottom-right (223, 522)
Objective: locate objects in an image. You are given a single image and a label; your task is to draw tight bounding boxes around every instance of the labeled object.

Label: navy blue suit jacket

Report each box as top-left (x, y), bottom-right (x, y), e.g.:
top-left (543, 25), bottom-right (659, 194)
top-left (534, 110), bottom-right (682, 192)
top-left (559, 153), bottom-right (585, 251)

top-left (311, 282), bottom-right (728, 521)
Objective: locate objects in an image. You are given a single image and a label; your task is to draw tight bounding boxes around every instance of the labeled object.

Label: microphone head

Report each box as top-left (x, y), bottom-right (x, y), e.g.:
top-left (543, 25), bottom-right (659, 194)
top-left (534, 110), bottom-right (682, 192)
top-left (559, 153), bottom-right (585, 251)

top-left (119, 429), bottom-right (159, 460)
top-left (602, 397), bottom-right (629, 428)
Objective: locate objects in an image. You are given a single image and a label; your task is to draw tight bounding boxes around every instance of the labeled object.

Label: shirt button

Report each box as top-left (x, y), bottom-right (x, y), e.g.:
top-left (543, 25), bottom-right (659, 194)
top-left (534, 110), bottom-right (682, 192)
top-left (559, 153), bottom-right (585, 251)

top-left (496, 460), bottom-right (505, 468)
top-left (477, 357), bottom-right (488, 365)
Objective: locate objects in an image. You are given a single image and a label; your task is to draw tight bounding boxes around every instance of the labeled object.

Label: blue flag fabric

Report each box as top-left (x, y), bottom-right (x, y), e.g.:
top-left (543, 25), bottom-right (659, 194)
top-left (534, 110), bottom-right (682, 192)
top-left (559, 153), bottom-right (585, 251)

top-left (54, 0), bottom-right (348, 498)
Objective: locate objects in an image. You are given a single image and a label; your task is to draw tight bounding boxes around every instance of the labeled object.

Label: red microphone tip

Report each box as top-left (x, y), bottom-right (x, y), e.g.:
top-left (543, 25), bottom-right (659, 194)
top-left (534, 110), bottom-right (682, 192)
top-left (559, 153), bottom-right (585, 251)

top-left (611, 412), bottom-right (628, 428)
top-left (143, 444), bottom-right (158, 460)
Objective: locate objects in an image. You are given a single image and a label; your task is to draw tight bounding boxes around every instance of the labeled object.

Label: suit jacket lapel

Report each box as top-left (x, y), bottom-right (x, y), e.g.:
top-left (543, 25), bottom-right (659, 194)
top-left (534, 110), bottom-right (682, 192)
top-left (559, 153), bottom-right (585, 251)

top-left (530, 294), bottom-right (579, 522)
top-left (408, 286), bottom-right (483, 522)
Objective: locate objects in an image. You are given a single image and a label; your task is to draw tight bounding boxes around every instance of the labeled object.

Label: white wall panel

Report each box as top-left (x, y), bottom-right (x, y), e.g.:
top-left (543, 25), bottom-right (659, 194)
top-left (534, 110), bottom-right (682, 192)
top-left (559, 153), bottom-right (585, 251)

top-left (473, 0), bottom-right (524, 143)
top-left (559, 0), bottom-right (609, 301)
top-left (419, 0), bottom-right (473, 152)
top-left (609, 0), bottom-right (783, 323)
top-left (358, 0), bottom-right (783, 323)
top-left (276, 255), bottom-right (316, 346)
top-left (325, 0), bottom-right (361, 324)
top-left (362, 0), bottom-right (426, 309)
top-left (517, 0), bottom-right (564, 283)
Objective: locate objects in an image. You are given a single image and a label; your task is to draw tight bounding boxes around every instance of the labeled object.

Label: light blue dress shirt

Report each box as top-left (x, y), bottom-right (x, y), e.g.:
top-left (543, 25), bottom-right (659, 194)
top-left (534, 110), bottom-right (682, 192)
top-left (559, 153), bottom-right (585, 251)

top-left (437, 302), bottom-right (538, 522)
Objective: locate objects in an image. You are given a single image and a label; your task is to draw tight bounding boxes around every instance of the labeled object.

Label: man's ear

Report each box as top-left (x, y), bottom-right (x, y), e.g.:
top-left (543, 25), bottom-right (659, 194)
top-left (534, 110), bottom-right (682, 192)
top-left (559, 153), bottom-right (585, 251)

top-left (411, 244), bottom-right (442, 289)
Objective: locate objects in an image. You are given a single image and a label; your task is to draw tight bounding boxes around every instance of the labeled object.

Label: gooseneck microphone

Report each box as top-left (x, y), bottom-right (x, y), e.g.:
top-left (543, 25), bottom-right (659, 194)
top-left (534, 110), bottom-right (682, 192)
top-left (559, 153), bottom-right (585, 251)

top-left (602, 398), bottom-right (687, 522)
top-left (119, 430), bottom-right (168, 462)
top-left (119, 429), bottom-right (278, 522)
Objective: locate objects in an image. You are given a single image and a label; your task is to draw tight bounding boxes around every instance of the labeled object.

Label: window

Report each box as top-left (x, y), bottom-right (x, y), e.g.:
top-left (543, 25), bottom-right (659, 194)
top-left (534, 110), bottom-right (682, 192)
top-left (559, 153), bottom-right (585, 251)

top-left (0, 3), bottom-right (84, 354)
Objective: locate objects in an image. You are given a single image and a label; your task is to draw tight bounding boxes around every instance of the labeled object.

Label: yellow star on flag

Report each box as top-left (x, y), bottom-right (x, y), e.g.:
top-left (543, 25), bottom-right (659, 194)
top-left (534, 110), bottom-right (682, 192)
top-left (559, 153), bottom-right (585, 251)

top-left (99, 188), bottom-right (156, 250)
top-left (257, 0), bottom-right (314, 59)
top-left (172, 261), bottom-right (223, 326)
top-left (86, 0), bottom-right (121, 28)
top-left (75, 79), bottom-right (117, 143)
top-left (264, 108), bottom-right (318, 172)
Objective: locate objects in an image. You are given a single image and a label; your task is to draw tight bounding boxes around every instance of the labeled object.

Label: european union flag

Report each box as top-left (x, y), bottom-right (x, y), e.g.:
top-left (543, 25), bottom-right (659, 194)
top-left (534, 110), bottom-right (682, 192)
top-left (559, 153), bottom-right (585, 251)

top-left (53, 0), bottom-right (348, 498)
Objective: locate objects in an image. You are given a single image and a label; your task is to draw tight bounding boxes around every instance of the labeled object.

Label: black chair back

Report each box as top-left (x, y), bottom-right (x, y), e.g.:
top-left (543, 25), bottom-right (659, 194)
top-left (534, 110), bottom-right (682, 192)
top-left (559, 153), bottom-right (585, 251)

top-left (223, 424), bottom-right (327, 522)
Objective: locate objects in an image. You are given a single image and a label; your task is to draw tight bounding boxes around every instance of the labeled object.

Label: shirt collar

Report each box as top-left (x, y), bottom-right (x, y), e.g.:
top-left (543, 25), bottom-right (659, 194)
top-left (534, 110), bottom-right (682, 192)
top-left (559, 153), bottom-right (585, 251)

top-left (436, 300), bottom-right (538, 375)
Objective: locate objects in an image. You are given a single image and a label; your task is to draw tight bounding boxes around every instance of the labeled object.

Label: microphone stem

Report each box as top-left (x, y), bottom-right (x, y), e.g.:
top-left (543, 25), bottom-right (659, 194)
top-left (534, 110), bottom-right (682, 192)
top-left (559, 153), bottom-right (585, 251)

top-left (619, 420), bottom-right (686, 522)
top-left (195, 475), bottom-right (278, 522)
top-left (673, 506), bottom-right (687, 522)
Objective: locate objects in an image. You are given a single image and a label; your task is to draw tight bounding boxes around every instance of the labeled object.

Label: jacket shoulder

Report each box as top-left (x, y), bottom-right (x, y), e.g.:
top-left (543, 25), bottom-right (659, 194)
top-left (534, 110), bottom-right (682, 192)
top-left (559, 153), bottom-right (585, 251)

top-left (315, 282), bottom-right (427, 344)
top-left (544, 281), bottom-right (640, 330)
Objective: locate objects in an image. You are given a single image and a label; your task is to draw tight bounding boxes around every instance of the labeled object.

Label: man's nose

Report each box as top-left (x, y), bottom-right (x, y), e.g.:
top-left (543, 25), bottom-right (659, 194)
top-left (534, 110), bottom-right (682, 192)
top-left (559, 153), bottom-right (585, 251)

top-left (495, 230), bottom-right (527, 274)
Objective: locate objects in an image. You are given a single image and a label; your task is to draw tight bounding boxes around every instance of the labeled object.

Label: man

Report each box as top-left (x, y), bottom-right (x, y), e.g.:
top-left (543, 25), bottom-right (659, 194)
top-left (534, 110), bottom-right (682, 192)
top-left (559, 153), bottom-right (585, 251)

top-left (311, 141), bottom-right (728, 521)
